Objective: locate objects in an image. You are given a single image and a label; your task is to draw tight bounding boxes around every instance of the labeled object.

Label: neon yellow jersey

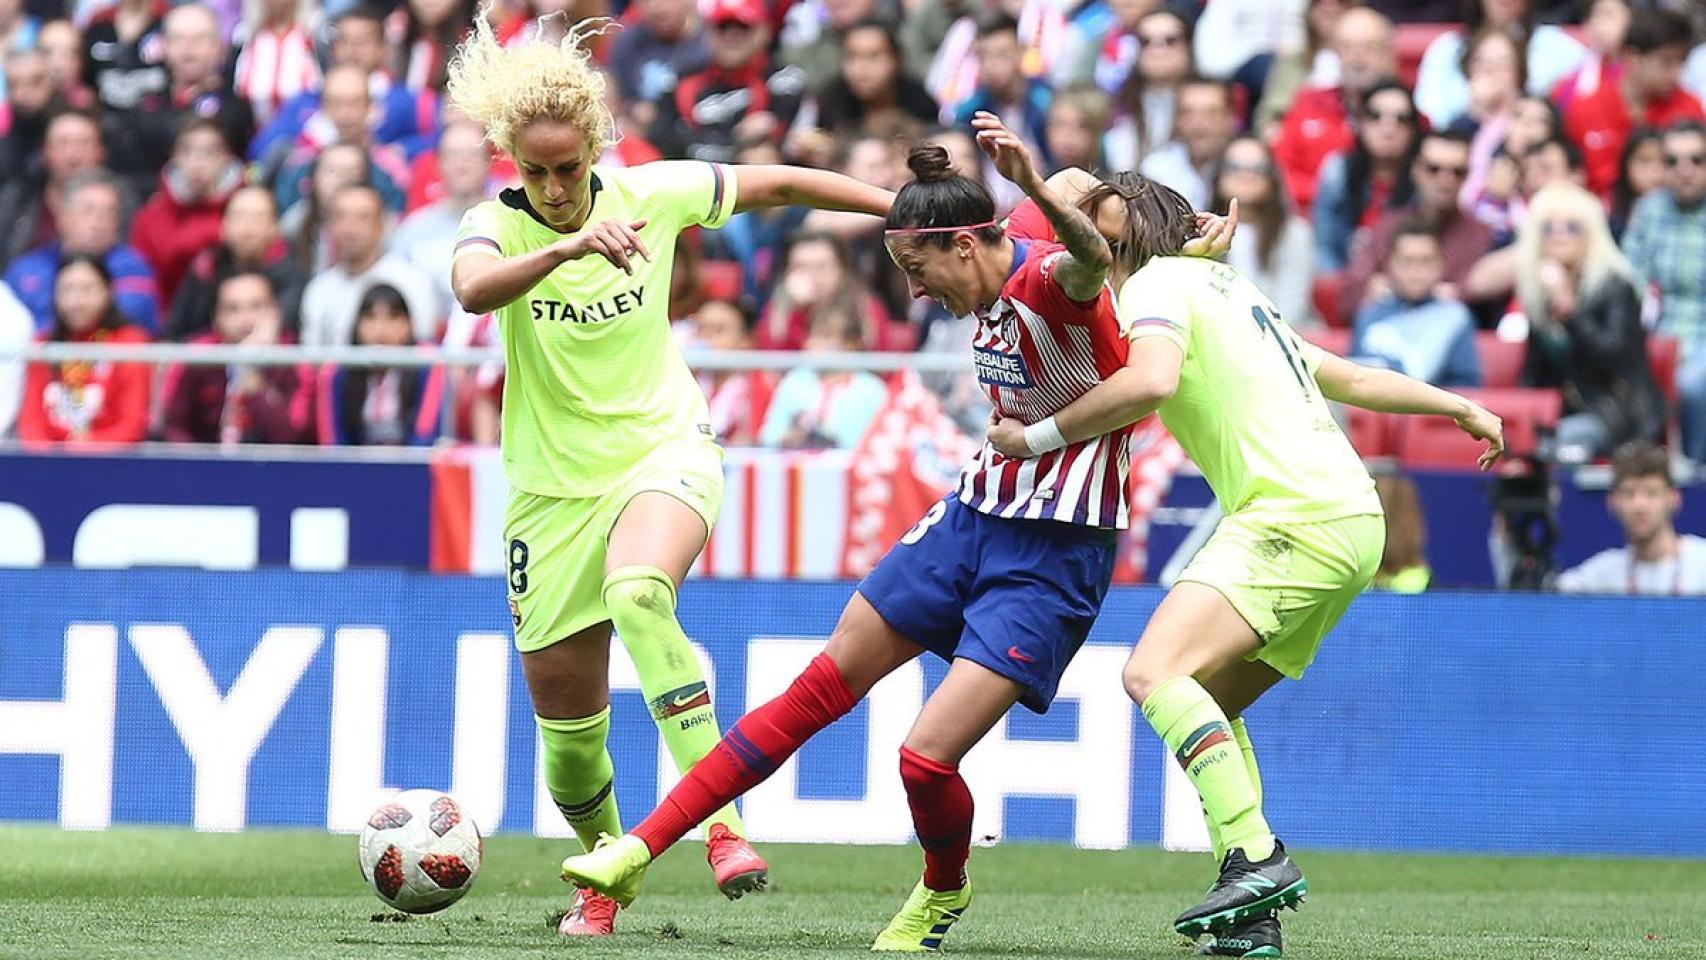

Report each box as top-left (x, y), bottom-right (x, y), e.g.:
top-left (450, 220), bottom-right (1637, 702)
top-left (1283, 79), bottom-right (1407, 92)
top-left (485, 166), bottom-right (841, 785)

top-left (1119, 257), bottom-right (1381, 524)
top-left (454, 161), bottom-right (738, 498)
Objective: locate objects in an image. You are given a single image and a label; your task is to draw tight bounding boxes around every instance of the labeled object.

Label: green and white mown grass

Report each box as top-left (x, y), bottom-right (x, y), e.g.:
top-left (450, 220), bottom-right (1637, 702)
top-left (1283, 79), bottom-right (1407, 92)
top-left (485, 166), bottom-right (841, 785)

top-left (2, 826), bottom-right (1700, 959)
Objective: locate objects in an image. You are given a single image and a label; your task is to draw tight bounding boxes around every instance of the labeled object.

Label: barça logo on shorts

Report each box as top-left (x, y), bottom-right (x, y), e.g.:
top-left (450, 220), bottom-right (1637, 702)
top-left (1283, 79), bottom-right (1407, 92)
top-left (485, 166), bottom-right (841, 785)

top-left (973, 346), bottom-right (1033, 389)
top-left (508, 597), bottom-right (522, 628)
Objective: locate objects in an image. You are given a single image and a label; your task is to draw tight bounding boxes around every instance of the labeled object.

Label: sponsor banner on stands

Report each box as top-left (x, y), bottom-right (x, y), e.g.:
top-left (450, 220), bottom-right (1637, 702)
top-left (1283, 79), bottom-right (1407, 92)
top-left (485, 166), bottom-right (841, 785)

top-left (1, 568), bottom-right (1701, 856)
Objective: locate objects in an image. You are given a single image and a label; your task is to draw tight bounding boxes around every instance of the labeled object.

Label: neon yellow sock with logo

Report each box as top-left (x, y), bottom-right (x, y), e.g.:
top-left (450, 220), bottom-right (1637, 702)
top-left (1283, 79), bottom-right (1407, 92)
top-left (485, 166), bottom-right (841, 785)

top-left (536, 709), bottom-right (623, 853)
top-left (1144, 677), bottom-right (1274, 861)
top-left (1205, 717), bottom-right (1263, 863)
top-left (603, 564), bottom-right (745, 837)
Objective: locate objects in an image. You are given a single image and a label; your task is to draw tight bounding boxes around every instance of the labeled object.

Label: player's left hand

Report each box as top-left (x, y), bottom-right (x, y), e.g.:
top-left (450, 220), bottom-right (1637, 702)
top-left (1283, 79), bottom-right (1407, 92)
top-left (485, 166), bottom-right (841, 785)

top-left (971, 112), bottom-right (1041, 193)
top-left (987, 417), bottom-right (1032, 459)
top-left (1455, 402), bottom-right (1505, 470)
top-left (1181, 198), bottom-right (1238, 260)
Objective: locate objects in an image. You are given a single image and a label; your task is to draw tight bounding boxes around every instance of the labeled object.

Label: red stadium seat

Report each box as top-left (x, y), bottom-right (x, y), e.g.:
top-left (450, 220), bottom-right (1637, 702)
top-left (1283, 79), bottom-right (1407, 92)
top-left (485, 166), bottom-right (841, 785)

top-left (1474, 333), bottom-right (1527, 389)
top-left (700, 260), bottom-right (744, 303)
top-left (1346, 406), bottom-right (1400, 457)
top-left (1396, 388), bottom-right (1562, 468)
top-left (1648, 334), bottom-right (1679, 406)
top-left (1301, 326), bottom-right (1351, 357)
top-left (1393, 24), bottom-right (1454, 89)
top-left (1312, 275), bottom-right (1343, 328)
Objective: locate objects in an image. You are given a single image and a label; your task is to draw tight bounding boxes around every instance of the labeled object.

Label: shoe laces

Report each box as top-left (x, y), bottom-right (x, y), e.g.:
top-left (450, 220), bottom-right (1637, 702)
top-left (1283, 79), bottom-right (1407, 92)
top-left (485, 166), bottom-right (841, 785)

top-left (574, 888), bottom-right (618, 926)
top-left (707, 824), bottom-right (752, 860)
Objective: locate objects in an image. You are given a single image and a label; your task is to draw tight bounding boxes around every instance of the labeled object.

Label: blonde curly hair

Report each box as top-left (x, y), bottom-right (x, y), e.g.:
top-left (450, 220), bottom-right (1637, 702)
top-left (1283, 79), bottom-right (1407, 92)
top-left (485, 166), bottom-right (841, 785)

top-left (446, 6), bottom-right (616, 158)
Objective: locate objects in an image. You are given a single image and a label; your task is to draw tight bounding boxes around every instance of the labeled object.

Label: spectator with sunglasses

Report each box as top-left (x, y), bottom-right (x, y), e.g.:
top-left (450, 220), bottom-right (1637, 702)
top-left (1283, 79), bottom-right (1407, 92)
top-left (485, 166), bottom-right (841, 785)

top-left (1517, 182), bottom-right (1663, 460)
top-left (1623, 121), bottom-right (1706, 461)
top-left (1340, 130), bottom-right (1494, 326)
top-left (1562, 8), bottom-right (1703, 201)
top-left (1213, 135), bottom-right (1315, 326)
top-left (1312, 81), bottom-right (1419, 274)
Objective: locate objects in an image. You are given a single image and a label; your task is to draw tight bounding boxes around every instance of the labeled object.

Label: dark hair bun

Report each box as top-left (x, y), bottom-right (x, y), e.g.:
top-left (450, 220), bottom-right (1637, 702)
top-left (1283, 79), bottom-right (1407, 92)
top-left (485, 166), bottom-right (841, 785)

top-left (906, 144), bottom-right (956, 183)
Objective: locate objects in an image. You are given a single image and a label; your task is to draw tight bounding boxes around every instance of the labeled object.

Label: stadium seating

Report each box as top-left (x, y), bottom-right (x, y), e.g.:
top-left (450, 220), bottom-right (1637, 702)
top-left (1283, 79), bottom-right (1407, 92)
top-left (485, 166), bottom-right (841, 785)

top-left (1393, 24), bottom-right (1453, 89)
top-left (1474, 333), bottom-right (1527, 389)
top-left (1300, 325), bottom-right (1351, 357)
top-left (1396, 387), bottom-right (1562, 467)
top-left (1346, 405), bottom-right (1401, 458)
top-left (1312, 275), bottom-right (1342, 329)
top-left (700, 260), bottom-right (744, 303)
top-left (1648, 334), bottom-right (1679, 406)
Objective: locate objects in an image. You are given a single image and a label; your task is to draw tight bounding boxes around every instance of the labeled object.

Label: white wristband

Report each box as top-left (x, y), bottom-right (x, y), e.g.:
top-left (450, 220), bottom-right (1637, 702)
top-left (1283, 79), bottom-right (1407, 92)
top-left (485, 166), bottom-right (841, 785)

top-left (1022, 416), bottom-right (1067, 456)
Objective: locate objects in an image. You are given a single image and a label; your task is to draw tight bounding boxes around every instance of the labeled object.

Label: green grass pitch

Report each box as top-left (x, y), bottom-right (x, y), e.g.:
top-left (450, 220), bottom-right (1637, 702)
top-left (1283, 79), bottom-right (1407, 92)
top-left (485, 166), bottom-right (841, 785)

top-left (2, 826), bottom-right (1701, 959)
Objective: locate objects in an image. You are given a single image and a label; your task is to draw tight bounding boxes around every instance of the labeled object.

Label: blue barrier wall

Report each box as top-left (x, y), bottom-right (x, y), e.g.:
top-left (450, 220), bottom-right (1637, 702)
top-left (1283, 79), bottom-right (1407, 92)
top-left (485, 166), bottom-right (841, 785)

top-left (0, 568), bottom-right (1700, 857)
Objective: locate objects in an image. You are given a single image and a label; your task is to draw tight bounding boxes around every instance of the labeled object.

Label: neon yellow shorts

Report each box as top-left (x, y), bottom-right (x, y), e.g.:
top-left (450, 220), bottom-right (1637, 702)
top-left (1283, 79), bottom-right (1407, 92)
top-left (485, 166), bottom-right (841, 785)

top-left (503, 436), bottom-right (724, 653)
top-left (1176, 512), bottom-right (1385, 679)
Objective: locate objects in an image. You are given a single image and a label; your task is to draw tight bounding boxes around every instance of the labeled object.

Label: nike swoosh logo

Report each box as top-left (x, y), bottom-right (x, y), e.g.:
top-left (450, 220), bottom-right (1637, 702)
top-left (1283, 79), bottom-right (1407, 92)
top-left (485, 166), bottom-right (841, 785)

top-left (1007, 646), bottom-right (1036, 664)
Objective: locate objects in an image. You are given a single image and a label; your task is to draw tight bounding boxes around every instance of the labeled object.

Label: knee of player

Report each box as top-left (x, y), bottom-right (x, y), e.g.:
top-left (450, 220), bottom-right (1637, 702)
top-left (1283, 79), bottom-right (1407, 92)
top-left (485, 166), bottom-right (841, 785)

top-left (602, 567), bottom-right (677, 616)
top-left (1121, 657), bottom-right (1167, 706)
top-left (897, 744), bottom-right (952, 788)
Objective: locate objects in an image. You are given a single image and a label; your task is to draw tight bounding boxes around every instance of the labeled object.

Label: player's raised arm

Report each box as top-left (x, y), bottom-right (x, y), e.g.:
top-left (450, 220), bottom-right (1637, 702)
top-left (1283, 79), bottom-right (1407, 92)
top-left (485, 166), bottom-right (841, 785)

top-left (1313, 352), bottom-right (1505, 469)
top-left (729, 165), bottom-right (895, 217)
top-left (971, 112), bottom-right (1111, 300)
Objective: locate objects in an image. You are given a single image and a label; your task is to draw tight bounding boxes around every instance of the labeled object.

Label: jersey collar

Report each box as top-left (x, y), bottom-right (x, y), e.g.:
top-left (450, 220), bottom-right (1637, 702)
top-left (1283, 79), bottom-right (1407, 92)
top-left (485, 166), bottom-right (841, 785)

top-left (1008, 240), bottom-right (1031, 282)
top-left (499, 172), bottom-right (606, 231)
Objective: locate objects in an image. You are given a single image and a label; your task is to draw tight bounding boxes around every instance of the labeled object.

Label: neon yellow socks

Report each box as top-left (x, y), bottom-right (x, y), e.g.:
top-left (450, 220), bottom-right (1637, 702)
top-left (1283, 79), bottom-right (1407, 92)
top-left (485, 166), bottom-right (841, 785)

top-left (537, 708), bottom-right (622, 851)
top-left (603, 564), bottom-right (746, 837)
top-left (1203, 716), bottom-right (1264, 862)
top-left (1144, 677), bottom-right (1274, 861)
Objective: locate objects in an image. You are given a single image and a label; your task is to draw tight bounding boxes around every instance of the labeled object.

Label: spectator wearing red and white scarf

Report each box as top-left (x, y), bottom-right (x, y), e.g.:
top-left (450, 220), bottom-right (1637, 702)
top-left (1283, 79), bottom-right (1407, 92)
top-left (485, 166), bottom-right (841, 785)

top-left (232, 0), bottom-right (319, 127)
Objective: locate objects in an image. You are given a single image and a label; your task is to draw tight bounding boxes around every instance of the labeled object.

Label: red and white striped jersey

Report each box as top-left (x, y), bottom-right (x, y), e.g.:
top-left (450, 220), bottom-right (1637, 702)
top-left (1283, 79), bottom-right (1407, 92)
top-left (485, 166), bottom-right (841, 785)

top-left (956, 237), bottom-right (1134, 529)
top-left (232, 25), bottom-right (320, 127)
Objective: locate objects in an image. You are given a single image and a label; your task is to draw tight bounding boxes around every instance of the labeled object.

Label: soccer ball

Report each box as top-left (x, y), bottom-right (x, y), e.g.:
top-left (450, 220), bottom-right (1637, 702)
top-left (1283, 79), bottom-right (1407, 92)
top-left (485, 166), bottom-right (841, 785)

top-left (357, 789), bottom-right (484, 914)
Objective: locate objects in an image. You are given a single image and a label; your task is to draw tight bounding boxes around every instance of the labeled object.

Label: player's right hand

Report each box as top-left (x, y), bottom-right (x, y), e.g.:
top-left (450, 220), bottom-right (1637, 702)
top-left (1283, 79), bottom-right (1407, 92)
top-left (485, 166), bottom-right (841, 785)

top-left (987, 417), bottom-right (1031, 459)
top-left (1455, 403), bottom-right (1505, 470)
top-left (971, 112), bottom-right (1041, 193)
top-left (557, 219), bottom-right (650, 275)
top-left (1181, 199), bottom-right (1238, 260)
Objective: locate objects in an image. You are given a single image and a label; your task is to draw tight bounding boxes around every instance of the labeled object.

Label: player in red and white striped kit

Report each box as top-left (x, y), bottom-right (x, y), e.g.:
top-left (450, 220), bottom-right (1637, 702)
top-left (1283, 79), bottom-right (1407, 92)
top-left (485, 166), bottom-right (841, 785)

top-left (956, 220), bottom-right (1134, 528)
top-left (563, 116), bottom-right (1229, 951)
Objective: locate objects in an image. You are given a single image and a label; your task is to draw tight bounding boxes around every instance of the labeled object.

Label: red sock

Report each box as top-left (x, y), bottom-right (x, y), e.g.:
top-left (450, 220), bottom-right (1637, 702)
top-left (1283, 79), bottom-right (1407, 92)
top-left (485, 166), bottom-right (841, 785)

top-left (899, 746), bottom-right (973, 892)
top-left (631, 653), bottom-right (859, 857)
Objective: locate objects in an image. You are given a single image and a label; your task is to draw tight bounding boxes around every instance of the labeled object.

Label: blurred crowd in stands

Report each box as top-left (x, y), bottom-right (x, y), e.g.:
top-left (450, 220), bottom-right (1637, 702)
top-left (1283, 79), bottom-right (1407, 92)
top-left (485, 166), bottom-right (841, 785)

top-left (0, 0), bottom-right (1705, 465)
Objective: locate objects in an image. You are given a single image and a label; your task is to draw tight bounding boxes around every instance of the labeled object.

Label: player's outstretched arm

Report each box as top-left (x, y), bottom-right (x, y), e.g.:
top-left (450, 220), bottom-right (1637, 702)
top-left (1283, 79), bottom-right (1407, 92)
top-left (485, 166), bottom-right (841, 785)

top-left (987, 338), bottom-right (1182, 458)
top-left (1313, 352), bottom-right (1505, 469)
top-left (730, 165), bottom-right (895, 217)
top-left (970, 112), bottom-right (1111, 300)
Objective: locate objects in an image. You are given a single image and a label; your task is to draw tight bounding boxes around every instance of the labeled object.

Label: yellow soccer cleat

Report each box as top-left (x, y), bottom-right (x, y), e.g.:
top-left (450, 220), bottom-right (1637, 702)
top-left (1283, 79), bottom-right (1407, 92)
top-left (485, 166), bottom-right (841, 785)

top-left (560, 833), bottom-right (652, 908)
top-left (871, 878), bottom-right (973, 952)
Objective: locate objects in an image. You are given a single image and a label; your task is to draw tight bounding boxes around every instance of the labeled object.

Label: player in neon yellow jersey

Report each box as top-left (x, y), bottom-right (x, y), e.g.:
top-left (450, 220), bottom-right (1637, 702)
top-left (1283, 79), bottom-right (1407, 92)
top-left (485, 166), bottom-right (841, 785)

top-left (987, 177), bottom-right (1506, 959)
top-left (445, 8), bottom-right (894, 938)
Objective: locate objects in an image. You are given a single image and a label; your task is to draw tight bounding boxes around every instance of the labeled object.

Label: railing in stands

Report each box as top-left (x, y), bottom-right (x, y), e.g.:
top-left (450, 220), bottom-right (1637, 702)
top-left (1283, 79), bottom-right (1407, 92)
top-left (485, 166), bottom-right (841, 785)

top-left (0, 342), bottom-right (971, 371)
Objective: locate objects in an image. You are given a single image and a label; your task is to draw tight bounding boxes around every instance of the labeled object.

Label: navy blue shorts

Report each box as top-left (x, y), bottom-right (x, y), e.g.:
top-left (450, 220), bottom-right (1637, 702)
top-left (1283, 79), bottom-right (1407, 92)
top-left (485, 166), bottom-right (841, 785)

top-left (857, 496), bottom-right (1117, 713)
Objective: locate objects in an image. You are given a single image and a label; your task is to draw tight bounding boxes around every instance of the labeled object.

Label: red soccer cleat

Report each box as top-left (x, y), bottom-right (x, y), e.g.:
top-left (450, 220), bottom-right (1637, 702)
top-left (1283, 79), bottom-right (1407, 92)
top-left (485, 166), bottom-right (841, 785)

top-left (705, 823), bottom-right (769, 899)
top-left (558, 887), bottom-right (619, 936)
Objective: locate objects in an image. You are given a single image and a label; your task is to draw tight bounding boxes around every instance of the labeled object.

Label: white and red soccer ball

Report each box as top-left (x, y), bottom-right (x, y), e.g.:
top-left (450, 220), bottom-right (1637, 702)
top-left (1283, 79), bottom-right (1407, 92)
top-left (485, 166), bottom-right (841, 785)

top-left (357, 789), bottom-right (484, 914)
